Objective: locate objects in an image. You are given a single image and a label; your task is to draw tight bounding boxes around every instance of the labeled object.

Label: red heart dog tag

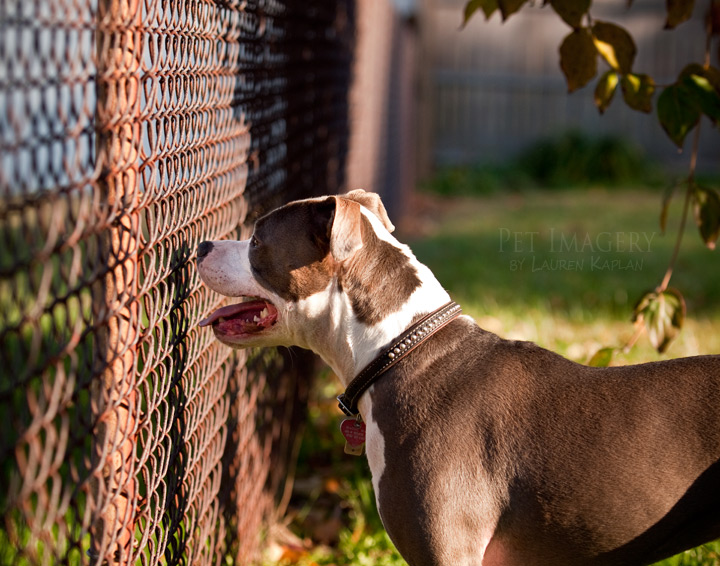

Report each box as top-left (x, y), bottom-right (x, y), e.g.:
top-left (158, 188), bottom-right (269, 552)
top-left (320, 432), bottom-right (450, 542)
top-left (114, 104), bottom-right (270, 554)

top-left (340, 418), bottom-right (366, 447)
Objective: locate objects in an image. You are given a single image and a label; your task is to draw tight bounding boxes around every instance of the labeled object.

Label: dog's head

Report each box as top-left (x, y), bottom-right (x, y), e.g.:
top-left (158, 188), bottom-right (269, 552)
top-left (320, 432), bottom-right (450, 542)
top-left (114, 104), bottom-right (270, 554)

top-left (196, 190), bottom-right (421, 351)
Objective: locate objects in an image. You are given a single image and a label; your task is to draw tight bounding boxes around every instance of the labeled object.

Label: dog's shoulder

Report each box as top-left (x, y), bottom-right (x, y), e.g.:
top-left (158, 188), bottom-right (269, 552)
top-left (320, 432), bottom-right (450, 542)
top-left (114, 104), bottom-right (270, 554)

top-left (438, 315), bottom-right (577, 373)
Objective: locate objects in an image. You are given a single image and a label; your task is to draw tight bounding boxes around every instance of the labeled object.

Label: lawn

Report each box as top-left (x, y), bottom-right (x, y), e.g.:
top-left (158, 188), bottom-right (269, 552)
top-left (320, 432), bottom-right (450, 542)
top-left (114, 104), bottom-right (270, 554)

top-left (409, 189), bottom-right (720, 364)
top-left (271, 189), bottom-right (720, 566)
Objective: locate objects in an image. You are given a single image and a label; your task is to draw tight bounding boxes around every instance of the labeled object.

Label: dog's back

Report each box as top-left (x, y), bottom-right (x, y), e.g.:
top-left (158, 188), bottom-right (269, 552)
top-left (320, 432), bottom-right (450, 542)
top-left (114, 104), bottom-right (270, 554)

top-left (371, 317), bottom-right (720, 566)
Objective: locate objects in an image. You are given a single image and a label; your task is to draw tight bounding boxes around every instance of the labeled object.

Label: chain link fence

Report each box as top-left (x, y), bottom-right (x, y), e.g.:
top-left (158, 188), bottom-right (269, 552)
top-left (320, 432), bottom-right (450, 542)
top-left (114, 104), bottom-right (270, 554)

top-left (0, 0), bottom-right (354, 564)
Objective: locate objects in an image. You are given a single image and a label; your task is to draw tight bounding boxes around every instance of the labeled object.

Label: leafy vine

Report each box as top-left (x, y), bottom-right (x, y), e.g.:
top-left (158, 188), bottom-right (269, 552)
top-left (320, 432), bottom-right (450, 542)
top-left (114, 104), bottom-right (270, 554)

top-left (463, 0), bottom-right (720, 361)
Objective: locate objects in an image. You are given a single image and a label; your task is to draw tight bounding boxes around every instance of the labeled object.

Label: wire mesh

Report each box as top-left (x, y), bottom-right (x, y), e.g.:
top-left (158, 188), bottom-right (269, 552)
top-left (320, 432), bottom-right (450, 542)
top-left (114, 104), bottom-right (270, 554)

top-left (0, 0), bottom-right (354, 564)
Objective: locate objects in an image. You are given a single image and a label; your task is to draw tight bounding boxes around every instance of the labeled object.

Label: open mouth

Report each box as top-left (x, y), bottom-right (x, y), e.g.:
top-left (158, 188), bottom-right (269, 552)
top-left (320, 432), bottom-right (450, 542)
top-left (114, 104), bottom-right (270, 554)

top-left (199, 297), bottom-right (278, 337)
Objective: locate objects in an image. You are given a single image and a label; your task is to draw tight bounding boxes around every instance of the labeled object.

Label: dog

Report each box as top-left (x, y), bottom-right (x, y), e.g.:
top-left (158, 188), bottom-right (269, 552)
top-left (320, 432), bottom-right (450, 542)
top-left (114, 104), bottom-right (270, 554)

top-left (196, 189), bottom-right (720, 566)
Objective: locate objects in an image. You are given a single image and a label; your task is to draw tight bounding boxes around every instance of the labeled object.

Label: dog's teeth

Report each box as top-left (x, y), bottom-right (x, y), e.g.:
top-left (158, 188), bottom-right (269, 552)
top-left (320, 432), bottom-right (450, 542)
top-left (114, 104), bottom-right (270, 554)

top-left (259, 308), bottom-right (268, 318)
top-left (253, 315), bottom-right (260, 322)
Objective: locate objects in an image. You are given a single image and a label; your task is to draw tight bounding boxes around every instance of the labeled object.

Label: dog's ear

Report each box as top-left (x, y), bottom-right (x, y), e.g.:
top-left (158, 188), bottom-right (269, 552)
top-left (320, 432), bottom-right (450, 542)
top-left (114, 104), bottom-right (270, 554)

top-left (312, 196), bottom-right (364, 262)
top-left (341, 189), bottom-right (395, 233)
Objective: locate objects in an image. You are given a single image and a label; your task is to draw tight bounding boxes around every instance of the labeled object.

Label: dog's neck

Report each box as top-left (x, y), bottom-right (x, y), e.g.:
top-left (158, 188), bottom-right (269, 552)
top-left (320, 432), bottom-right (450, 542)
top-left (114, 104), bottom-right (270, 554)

top-left (296, 249), bottom-right (451, 388)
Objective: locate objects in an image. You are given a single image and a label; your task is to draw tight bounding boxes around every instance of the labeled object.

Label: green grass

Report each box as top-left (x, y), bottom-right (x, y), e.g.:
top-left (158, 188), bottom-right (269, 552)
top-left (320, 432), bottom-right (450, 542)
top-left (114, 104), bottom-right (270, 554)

top-left (281, 188), bottom-right (720, 566)
top-left (410, 189), bottom-right (720, 364)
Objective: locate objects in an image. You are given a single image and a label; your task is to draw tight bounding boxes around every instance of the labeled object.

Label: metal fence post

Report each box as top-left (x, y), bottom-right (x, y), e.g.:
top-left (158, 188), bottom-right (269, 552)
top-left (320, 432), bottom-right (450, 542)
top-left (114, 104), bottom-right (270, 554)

top-left (90, 0), bottom-right (142, 563)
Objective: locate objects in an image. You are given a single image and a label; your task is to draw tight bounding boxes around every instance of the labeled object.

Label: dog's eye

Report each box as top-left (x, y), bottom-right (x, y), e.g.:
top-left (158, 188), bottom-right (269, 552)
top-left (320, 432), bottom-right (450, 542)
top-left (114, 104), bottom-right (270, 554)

top-left (250, 235), bottom-right (260, 248)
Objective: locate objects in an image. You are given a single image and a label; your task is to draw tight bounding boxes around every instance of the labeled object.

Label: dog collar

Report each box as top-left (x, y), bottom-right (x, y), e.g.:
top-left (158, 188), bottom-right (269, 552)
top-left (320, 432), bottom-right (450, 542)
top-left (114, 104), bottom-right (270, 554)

top-left (337, 301), bottom-right (462, 417)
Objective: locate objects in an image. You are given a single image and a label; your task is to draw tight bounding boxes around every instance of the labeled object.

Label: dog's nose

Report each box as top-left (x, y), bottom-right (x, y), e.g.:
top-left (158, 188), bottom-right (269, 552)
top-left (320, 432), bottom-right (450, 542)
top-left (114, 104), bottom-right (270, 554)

top-left (197, 241), bottom-right (214, 260)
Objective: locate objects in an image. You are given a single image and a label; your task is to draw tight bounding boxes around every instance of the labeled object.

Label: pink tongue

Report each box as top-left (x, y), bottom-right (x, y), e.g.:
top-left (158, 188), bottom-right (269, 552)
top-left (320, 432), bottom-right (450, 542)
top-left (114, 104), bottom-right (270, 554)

top-left (199, 299), bottom-right (274, 328)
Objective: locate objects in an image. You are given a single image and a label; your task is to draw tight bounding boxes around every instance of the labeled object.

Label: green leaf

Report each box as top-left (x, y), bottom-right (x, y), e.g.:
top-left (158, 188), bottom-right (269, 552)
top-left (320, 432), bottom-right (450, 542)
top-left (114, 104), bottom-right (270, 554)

top-left (679, 63), bottom-right (720, 92)
top-left (621, 73), bottom-right (655, 113)
top-left (659, 182), bottom-right (679, 234)
top-left (462, 0), bottom-right (498, 26)
top-left (594, 70), bottom-right (619, 113)
top-left (665, 0), bottom-right (695, 29)
top-left (693, 187), bottom-right (720, 249)
top-left (498, 0), bottom-right (527, 20)
top-left (588, 347), bottom-right (615, 367)
top-left (550, 0), bottom-right (591, 28)
top-left (657, 83), bottom-right (701, 147)
top-left (592, 21), bottom-right (637, 74)
top-left (559, 28), bottom-right (598, 93)
top-left (633, 288), bottom-right (686, 353)
top-left (680, 73), bottom-right (720, 125)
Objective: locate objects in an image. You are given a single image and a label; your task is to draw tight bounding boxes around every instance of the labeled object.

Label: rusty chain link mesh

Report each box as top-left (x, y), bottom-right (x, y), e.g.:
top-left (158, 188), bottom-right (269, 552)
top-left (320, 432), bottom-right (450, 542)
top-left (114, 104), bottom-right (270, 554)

top-left (0, 0), bottom-right (354, 564)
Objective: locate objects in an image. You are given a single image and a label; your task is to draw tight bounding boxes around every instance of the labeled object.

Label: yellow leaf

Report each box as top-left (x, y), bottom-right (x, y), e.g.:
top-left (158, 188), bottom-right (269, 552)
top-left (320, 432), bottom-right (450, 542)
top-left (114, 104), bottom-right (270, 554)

top-left (588, 347), bottom-right (615, 367)
top-left (621, 73), bottom-right (655, 113)
top-left (693, 187), bottom-right (720, 249)
top-left (594, 70), bottom-right (619, 113)
top-left (592, 21), bottom-right (636, 75)
top-left (633, 289), bottom-right (686, 353)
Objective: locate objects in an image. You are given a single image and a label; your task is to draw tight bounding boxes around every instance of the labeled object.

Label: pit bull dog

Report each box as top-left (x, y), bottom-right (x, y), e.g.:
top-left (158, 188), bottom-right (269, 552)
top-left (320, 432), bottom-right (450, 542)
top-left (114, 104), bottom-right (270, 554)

top-left (196, 189), bottom-right (720, 566)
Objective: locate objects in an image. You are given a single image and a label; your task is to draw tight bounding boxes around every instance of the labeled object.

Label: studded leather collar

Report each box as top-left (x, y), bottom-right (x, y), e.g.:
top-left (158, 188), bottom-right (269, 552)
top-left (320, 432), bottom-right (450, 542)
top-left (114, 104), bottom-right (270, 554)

top-left (337, 301), bottom-right (462, 417)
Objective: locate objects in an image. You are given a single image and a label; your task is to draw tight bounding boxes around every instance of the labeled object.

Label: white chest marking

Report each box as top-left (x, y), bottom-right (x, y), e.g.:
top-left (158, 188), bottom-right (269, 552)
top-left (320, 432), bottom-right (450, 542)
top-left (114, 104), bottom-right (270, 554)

top-left (358, 394), bottom-right (386, 513)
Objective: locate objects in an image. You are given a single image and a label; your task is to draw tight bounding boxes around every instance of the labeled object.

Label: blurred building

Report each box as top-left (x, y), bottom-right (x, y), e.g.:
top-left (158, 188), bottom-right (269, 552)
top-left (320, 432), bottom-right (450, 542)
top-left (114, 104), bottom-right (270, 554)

top-left (346, 0), bottom-right (419, 222)
top-left (347, 0), bottom-right (719, 200)
top-left (418, 0), bottom-right (719, 172)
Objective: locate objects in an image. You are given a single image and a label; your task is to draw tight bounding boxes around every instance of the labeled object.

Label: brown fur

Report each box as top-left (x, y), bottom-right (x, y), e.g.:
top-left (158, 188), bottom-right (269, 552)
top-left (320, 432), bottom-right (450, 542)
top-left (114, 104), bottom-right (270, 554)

top-left (340, 216), bottom-right (421, 325)
top-left (198, 190), bottom-right (720, 566)
top-left (250, 199), bottom-right (337, 301)
top-left (371, 318), bottom-right (720, 566)
top-left (251, 195), bottom-right (420, 323)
